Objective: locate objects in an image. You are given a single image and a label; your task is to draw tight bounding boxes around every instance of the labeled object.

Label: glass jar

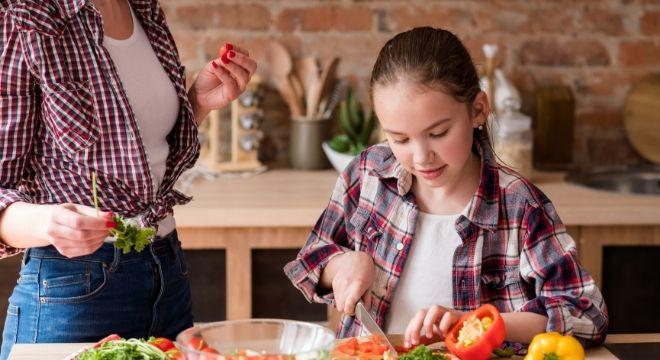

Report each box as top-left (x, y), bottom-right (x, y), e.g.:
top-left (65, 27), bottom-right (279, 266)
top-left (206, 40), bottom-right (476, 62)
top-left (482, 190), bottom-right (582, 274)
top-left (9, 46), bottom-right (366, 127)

top-left (492, 98), bottom-right (533, 178)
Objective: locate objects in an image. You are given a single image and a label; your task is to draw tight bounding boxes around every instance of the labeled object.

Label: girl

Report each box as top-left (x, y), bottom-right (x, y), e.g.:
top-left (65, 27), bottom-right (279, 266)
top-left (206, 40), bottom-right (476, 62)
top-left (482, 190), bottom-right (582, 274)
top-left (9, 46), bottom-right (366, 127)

top-left (284, 27), bottom-right (607, 350)
top-left (0, 0), bottom-right (256, 358)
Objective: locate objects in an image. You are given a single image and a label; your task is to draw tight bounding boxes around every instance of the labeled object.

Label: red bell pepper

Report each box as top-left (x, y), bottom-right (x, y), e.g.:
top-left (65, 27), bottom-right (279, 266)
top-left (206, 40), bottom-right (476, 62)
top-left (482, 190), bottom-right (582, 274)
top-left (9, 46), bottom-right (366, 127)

top-left (445, 304), bottom-right (506, 360)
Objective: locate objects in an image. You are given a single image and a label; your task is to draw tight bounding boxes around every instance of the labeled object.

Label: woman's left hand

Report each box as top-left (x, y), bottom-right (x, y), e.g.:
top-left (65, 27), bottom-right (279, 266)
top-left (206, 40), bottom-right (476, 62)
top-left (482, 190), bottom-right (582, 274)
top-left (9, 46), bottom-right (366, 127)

top-left (403, 305), bottom-right (465, 348)
top-left (190, 43), bottom-right (257, 120)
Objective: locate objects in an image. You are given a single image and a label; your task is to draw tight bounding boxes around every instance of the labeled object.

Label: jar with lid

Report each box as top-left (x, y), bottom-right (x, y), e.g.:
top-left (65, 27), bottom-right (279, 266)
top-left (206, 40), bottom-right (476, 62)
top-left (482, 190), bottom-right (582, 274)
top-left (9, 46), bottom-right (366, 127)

top-left (492, 98), bottom-right (533, 178)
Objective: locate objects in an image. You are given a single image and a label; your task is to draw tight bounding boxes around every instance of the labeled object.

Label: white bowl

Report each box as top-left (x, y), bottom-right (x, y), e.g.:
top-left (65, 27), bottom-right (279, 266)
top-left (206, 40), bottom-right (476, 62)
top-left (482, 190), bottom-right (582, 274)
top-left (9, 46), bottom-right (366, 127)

top-left (322, 142), bottom-right (356, 173)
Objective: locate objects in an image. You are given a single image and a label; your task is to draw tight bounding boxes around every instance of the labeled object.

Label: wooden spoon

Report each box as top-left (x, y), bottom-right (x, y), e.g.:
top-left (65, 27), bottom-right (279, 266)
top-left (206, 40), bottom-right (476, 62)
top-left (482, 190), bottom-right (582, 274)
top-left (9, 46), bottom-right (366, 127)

top-left (308, 57), bottom-right (340, 119)
top-left (266, 41), bottom-right (303, 117)
top-left (289, 73), bottom-right (304, 111)
top-left (296, 56), bottom-right (320, 117)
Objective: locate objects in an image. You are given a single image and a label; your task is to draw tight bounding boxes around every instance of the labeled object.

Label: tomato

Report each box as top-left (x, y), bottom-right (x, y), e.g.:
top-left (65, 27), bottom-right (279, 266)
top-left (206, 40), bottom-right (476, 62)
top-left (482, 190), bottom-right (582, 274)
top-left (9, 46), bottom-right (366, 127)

top-left (187, 337), bottom-right (206, 351)
top-left (148, 337), bottom-right (176, 352)
top-left (201, 345), bottom-right (220, 353)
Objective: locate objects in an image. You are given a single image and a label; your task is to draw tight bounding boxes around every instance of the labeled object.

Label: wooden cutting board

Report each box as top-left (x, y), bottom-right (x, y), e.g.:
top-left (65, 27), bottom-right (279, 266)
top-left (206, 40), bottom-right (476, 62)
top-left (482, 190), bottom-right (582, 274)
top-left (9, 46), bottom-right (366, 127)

top-left (624, 74), bottom-right (660, 164)
top-left (331, 335), bottom-right (455, 359)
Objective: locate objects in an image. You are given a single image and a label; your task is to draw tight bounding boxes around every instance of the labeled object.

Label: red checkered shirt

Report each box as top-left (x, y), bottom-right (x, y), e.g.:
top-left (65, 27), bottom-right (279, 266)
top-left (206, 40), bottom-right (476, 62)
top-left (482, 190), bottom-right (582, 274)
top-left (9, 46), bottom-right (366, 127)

top-left (285, 134), bottom-right (608, 346)
top-left (0, 0), bottom-right (200, 258)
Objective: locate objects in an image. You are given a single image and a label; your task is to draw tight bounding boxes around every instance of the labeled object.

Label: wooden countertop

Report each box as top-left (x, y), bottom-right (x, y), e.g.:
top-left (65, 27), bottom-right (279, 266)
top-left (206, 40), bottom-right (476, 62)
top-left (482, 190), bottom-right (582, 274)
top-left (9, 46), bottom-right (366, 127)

top-left (8, 334), bottom-right (660, 359)
top-left (173, 170), bottom-right (660, 228)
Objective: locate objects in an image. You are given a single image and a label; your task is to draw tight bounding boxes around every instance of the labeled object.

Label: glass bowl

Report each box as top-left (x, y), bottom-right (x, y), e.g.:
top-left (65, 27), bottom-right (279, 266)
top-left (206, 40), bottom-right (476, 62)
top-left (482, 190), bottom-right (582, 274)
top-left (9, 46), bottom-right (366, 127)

top-left (175, 319), bottom-right (336, 359)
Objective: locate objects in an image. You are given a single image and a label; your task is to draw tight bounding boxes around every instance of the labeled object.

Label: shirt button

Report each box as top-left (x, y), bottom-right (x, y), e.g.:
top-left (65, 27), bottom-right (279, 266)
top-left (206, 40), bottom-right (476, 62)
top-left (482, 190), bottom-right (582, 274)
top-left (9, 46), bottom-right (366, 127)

top-left (396, 242), bottom-right (404, 251)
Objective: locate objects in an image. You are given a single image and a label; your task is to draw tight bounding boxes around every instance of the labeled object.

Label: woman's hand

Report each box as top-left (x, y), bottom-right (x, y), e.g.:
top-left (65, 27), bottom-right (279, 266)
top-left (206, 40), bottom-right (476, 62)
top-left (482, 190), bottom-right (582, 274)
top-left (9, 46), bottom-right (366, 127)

top-left (404, 305), bottom-right (465, 348)
top-left (189, 43), bottom-right (258, 124)
top-left (41, 203), bottom-right (115, 258)
top-left (324, 251), bottom-right (375, 315)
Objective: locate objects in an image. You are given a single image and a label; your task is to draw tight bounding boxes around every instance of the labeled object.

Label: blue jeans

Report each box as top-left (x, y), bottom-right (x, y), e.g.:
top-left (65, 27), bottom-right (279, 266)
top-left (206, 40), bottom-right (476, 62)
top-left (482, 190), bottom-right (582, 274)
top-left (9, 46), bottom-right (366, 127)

top-left (0, 230), bottom-right (193, 360)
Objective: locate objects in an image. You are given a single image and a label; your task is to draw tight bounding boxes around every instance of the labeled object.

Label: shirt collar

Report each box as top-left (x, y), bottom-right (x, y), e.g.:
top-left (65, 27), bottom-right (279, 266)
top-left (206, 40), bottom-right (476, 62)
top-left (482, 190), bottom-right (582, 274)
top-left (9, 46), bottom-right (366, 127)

top-left (372, 131), bottom-right (501, 232)
top-left (56, 0), bottom-right (157, 21)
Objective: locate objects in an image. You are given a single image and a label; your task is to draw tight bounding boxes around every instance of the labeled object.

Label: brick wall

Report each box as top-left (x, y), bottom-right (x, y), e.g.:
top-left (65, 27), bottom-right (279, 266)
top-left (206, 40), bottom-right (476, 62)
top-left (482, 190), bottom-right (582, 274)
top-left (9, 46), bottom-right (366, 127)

top-left (161, 0), bottom-right (660, 167)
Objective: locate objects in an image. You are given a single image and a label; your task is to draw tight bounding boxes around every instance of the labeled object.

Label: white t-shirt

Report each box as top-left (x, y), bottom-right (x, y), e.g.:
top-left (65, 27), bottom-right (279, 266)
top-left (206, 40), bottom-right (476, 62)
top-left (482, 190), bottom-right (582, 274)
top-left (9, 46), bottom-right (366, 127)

top-left (385, 211), bottom-right (463, 334)
top-left (103, 5), bottom-right (179, 236)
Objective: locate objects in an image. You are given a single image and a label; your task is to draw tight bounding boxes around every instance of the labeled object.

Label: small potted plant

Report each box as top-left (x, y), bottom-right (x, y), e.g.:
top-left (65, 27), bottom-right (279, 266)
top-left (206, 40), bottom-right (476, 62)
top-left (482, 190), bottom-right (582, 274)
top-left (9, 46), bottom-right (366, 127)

top-left (322, 88), bottom-right (377, 172)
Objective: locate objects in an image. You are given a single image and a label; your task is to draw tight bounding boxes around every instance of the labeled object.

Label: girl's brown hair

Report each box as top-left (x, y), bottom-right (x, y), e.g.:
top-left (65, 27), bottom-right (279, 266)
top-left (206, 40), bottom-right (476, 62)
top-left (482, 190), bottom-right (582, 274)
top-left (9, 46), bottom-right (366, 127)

top-left (370, 26), bottom-right (493, 152)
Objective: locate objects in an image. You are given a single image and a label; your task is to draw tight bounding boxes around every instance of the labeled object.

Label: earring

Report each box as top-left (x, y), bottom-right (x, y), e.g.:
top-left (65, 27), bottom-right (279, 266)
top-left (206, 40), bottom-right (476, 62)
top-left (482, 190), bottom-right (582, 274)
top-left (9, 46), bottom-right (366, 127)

top-left (478, 124), bottom-right (484, 130)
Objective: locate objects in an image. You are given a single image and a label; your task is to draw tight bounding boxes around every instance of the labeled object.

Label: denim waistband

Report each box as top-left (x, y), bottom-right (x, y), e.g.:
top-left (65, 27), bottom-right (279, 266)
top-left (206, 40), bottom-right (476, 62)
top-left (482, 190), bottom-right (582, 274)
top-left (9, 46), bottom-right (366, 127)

top-left (24, 230), bottom-right (179, 266)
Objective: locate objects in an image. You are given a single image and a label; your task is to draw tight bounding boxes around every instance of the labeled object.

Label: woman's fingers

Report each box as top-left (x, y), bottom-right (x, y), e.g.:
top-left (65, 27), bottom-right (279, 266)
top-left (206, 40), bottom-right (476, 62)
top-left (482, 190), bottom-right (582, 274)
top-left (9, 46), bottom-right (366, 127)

top-left (50, 233), bottom-right (107, 258)
top-left (51, 226), bottom-right (109, 243)
top-left (209, 61), bottom-right (240, 98)
top-left (227, 51), bottom-right (257, 77)
top-left (54, 204), bottom-right (114, 231)
top-left (219, 57), bottom-right (250, 92)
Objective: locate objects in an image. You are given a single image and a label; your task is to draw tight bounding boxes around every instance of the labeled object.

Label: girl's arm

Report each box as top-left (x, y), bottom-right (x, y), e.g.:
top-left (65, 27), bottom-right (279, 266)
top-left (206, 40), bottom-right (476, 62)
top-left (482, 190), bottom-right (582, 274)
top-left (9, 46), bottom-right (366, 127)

top-left (501, 312), bottom-right (548, 343)
top-left (518, 201), bottom-right (608, 347)
top-left (284, 157), bottom-right (364, 306)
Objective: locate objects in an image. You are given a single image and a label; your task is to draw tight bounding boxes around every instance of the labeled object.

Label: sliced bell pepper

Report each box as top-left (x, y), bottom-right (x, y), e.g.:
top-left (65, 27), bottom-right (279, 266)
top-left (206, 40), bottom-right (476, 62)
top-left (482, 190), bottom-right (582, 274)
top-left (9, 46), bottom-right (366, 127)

top-left (445, 304), bottom-right (506, 360)
top-left (523, 332), bottom-right (585, 360)
top-left (337, 337), bottom-right (359, 355)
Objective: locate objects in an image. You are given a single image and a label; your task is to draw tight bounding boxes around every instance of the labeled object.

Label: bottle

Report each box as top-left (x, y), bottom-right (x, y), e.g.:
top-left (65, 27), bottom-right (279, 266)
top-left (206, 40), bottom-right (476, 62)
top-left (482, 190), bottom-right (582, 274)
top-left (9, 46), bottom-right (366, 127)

top-left (493, 98), bottom-right (533, 178)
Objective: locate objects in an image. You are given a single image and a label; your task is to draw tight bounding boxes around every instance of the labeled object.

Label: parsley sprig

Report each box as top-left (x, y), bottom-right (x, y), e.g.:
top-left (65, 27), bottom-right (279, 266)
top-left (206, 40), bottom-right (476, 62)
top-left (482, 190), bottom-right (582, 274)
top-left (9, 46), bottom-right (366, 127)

top-left (399, 345), bottom-right (448, 360)
top-left (91, 171), bottom-right (156, 254)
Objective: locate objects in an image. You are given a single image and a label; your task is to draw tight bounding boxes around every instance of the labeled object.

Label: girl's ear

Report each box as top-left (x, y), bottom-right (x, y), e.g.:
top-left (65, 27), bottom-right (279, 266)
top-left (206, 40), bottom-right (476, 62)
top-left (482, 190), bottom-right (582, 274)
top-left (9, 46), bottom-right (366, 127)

top-left (470, 91), bottom-right (490, 128)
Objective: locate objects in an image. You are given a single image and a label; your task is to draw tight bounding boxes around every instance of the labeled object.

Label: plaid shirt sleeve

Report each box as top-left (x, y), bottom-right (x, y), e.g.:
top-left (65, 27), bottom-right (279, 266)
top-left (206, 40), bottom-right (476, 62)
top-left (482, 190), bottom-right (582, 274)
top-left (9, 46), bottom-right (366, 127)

top-left (0, 10), bottom-right (37, 258)
top-left (518, 201), bottom-right (609, 347)
top-left (284, 160), bottom-right (364, 305)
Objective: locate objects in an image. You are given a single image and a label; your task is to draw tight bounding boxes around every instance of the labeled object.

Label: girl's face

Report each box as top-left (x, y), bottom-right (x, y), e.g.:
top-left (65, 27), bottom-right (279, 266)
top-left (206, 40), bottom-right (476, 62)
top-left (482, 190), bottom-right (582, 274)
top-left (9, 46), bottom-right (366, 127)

top-left (373, 80), bottom-right (487, 189)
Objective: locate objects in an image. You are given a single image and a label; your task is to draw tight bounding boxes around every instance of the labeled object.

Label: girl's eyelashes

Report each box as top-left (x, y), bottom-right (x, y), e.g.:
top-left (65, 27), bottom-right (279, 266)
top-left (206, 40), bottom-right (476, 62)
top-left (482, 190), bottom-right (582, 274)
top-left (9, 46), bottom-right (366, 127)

top-left (392, 138), bottom-right (409, 144)
top-left (430, 129), bottom-right (449, 138)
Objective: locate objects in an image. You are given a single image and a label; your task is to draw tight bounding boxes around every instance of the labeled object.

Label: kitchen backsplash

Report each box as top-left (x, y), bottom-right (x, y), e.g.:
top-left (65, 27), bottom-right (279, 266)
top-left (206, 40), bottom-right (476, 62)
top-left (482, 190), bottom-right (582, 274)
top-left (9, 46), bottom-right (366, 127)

top-left (161, 0), bottom-right (660, 168)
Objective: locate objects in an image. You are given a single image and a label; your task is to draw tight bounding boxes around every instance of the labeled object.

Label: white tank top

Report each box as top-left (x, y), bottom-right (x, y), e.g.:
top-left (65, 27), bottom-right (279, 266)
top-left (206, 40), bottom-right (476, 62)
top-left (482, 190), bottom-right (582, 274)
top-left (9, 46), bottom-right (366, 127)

top-left (103, 5), bottom-right (178, 236)
top-left (385, 212), bottom-right (463, 334)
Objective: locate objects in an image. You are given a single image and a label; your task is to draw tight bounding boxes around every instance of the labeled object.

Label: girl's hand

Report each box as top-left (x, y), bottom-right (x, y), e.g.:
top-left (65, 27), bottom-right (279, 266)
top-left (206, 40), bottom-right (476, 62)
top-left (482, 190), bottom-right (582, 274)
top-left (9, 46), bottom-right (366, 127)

top-left (41, 203), bottom-right (115, 258)
top-left (329, 251), bottom-right (375, 315)
top-left (190, 43), bottom-right (258, 118)
top-left (404, 305), bottom-right (465, 348)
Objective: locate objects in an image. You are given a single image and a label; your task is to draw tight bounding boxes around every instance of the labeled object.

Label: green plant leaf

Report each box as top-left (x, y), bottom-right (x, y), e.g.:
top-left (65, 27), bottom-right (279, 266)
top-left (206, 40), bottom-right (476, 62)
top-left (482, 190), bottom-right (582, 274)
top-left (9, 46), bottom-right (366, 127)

top-left (338, 101), bottom-right (357, 140)
top-left (329, 134), bottom-right (351, 153)
top-left (358, 111), bottom-right (376, 145)
top-left (347, 88), bottom-right (363, 131)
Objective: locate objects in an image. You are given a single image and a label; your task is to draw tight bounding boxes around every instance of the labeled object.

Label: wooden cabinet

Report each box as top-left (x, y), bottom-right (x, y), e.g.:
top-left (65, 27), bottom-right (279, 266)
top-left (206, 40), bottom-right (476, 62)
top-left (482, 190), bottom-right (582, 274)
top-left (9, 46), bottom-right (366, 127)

top-left (174, 170), bottom-right (660, 324)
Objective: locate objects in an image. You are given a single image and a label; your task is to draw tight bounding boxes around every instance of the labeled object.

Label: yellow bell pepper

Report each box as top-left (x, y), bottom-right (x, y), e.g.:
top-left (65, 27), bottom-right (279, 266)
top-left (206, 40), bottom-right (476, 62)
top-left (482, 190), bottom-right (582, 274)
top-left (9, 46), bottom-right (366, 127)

top-left (524, 332), bottom-right (585, 360)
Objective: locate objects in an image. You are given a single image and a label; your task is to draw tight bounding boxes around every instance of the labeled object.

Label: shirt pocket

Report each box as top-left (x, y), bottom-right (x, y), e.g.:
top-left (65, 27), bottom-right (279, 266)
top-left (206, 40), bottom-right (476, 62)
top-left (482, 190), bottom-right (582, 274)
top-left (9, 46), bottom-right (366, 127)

top-left (480, 266), bottom-right (524, 310)
top-left (349, 208), bottom-right (392, 298)
top-left (41, 81), bottom-right (99, 154)
top-left (349, 207), bottom-right (381, 253)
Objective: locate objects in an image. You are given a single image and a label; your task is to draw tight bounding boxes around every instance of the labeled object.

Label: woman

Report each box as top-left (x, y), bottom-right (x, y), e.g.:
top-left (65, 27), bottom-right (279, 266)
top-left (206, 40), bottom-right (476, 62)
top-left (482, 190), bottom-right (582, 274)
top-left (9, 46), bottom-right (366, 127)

top-left (0, 0), bottom-right (256, 357)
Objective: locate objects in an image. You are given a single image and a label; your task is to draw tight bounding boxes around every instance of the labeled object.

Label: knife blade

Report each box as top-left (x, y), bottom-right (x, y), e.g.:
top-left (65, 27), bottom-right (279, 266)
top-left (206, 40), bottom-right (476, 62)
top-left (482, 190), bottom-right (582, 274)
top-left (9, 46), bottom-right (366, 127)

top-left (356, 301), bottom-right (397, 355)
